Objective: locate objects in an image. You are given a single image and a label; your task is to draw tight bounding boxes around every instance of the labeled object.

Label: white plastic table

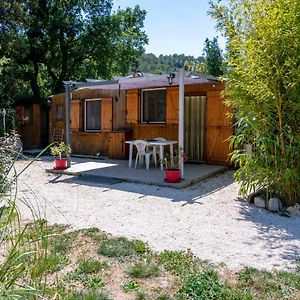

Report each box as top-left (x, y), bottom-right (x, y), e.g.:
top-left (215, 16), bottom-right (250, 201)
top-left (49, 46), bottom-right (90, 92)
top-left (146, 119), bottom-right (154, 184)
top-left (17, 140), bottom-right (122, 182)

top-left (125, 140), bottom-right (178, 170)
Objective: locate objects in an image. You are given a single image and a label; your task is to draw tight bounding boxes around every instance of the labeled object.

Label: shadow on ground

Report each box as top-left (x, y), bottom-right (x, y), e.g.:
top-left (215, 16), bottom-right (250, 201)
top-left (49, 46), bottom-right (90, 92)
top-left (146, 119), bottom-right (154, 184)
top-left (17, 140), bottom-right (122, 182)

top-left (236, 197), bottom-right (300, 268)
top-left (48, 169), bottom-right (235, 206)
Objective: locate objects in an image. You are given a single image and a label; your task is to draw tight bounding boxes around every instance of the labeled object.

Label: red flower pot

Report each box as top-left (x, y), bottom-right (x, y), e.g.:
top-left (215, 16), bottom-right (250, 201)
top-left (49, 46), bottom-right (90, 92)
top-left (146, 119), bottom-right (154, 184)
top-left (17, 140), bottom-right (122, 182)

top-left (164, 169), bottom-right (181, 183)
top-left (54, 158), bottom-right (68, 170)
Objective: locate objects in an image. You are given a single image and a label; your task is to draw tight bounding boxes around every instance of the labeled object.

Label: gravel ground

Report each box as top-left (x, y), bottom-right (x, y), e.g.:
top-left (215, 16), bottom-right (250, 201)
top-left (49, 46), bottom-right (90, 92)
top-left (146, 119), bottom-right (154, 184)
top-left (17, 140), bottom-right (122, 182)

top-left (16, 157), bottom-right (300, 271)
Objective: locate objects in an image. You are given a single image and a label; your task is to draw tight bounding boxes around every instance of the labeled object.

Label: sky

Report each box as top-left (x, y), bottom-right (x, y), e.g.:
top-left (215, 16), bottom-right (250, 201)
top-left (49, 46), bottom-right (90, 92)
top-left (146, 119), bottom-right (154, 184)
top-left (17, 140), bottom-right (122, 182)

top-left (112, 0), bottom-right (225, 57)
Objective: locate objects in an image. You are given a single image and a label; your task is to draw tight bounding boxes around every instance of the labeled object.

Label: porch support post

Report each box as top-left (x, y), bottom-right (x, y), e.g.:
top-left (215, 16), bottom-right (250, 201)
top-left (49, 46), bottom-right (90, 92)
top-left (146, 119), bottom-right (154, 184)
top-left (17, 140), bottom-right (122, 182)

top-left (178, 68), bottom-right (184, 179)
top-left (65, 83), bottom-right (71, 168)
top-left (65, 84), bottom-right (71, 146)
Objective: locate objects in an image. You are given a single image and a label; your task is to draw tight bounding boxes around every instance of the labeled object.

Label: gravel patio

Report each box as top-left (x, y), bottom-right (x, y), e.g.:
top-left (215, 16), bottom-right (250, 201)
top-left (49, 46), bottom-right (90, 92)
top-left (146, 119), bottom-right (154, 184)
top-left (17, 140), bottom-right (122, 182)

top-left (16, 156), bottom-right (300, 272)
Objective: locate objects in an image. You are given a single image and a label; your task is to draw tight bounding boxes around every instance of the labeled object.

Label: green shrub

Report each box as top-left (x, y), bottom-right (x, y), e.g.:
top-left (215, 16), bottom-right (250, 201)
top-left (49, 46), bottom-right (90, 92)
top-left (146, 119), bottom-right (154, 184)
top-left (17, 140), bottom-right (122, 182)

top-left (178, 270), bottom-right (229, 300)
top-left (128, 263), bottom-right (160, 278)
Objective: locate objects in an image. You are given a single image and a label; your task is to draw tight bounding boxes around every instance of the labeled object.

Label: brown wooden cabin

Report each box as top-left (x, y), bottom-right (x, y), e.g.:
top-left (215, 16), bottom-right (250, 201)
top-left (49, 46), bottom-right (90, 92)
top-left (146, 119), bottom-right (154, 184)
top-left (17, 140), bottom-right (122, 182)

top-left (50, 74), bottom-right (232, 165)
top-left (14, 98), bottom-right (50, 149)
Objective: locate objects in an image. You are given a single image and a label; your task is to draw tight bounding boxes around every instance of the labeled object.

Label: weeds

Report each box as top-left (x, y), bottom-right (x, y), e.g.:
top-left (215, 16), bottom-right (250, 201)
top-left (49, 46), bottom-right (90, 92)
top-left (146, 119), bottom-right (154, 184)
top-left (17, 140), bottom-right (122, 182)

top-left (128, 263), bottom-right (160, 278)
top-left (98, 237), bottom-right (146, 257)
top-left (76, 258), bottom-right (108, 275)
top-left (122, 279), bottom-right (140, 292)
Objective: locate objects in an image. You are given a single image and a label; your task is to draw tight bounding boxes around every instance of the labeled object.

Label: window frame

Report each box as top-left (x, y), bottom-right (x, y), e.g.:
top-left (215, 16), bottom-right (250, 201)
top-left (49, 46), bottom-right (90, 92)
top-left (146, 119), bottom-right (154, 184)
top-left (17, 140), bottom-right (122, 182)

top-left (141, 88), bottom-right (167, 124)
top-left (84, 98), bottom-right (102, 132)
top-left (55, 104), bottom-right (64, 121)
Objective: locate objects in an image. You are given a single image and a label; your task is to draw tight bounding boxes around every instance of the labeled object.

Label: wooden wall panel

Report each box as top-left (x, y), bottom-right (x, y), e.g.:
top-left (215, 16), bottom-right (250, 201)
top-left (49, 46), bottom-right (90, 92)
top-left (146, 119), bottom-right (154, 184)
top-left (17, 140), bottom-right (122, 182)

top-left (101, 98), bottom-right (112, 131)
top-left (70, 99), bottom-right (80, 131)
top-left (71, 132), bottom-right (109, 155)
top-left (50, 95), bottom-right (66, 143)
top-left (204, 127), bottom-right (232, 165)
top-left (126, 89), bottom-right (139, 124)
top-left (113, 90), bottom-right (127, 130)
top-left (131, 124), bottom-right (178, 141)
top-left (166, 87), bottom-right (179, 124)
top-left (204, 89), bottom-right (232, 165)
top-left (108, 132), bottom-right (125, 159)
top-left (20, 104), bottom-right (41, 148)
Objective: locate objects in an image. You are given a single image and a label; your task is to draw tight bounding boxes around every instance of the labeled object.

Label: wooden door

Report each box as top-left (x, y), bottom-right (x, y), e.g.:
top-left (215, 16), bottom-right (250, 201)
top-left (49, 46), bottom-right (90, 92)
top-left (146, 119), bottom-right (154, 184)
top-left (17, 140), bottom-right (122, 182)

top-left (204, 91), bottom-right (232, 165)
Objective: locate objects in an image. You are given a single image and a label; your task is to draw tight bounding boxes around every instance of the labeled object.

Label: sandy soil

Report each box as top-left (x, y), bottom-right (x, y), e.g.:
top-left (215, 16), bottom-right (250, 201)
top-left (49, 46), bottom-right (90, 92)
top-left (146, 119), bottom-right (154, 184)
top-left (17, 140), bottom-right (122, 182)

top-left (15, 157), bottom-right (300, 272)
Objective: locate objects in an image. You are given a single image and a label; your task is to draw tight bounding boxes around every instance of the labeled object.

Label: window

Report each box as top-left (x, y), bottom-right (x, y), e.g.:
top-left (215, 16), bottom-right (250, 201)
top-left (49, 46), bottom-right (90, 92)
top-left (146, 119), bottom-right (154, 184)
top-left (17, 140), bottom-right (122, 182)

top-left (56, 104), bottom-right (64, 121)
top-left (141, 89), bottom-right (166, 123)
top-left (84, 99), bottom-right (101, 131)
top-left (23, 105), bottom-right (33, 125)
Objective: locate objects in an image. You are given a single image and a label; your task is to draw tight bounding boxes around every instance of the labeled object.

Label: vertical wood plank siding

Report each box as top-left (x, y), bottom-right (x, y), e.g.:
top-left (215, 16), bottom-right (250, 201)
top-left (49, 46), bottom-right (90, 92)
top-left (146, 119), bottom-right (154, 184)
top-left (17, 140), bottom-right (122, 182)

top-left (50, 82), bottom-right (232, 164)
top-left (204, 90), bottom-right (232, 165)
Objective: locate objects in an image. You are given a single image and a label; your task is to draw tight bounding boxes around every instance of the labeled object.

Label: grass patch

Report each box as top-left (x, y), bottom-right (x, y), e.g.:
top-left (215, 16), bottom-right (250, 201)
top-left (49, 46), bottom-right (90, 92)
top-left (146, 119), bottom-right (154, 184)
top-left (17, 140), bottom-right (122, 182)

top-left (98, 237), bottom-right (147, 257)
top-left (128, 263), bottom-right (160, 278)
top-left (157, 250), bottom-right (197, 276)
top-left (81, 228), bottom-right (107, 242)
top-left (76, 258), bottom-right (108, 275)
top-left (66, 290), bottom-right (110, 300)
top-left (237, 267), bottom-right (300, 299)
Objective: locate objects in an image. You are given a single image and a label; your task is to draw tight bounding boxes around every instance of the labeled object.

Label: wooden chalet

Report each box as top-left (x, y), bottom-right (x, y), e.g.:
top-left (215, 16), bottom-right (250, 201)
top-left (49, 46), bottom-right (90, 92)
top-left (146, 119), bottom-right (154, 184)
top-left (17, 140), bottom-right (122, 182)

top-left (50, 73), bottom-right (232, 165)
top-left (14, 98), bottom-right (50, 149)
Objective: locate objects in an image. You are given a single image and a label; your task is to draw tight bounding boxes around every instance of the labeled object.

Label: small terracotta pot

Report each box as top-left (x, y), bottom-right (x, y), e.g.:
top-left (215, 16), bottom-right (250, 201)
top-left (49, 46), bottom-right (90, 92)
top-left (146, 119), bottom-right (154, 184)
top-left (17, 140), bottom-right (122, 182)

top-left (164, 169), bottom-right (181, 183)
top-left (54, 158), bottom-right (68, 170)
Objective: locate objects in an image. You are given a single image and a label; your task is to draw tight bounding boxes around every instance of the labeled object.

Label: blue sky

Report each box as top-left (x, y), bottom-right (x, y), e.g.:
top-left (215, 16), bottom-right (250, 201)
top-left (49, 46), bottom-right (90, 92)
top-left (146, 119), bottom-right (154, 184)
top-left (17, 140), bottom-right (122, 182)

top-left (113, 0), bottom-right (225, 57)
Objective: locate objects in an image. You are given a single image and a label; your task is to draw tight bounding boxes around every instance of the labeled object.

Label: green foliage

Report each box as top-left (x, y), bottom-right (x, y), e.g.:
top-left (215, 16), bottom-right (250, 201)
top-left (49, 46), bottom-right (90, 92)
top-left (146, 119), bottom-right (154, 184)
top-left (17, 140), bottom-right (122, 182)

top-left (82, 228), bottom-right (107, 242)
top-left (98, 237), bottom-right (146, 257)
top-left (127, 263), bottom-right (160, 278)
top-left (50, 142), bottom-right (71, 159)
top-left (85, 276), bottom-right (105, 289)
top-left (122, 279), bottom-right (140, 292)
top-left (178, 270), bottom-right (228, 300)
top-left (0, 0), bottom-right (148, 101)
top-left (210, 0), bottom-right (300, 206)
top-left (76, 258), bottom-right (108, 275)
top-left (138, 53), bottom-right (205, 74)
top-left (157, 251), bottom-right (197, 276)
top-left (179, 270), bottom-right (253, 300)
top-left (203, 37), bottom-right (224, 77)
top-left (66, 291), bottom-right (111, 300)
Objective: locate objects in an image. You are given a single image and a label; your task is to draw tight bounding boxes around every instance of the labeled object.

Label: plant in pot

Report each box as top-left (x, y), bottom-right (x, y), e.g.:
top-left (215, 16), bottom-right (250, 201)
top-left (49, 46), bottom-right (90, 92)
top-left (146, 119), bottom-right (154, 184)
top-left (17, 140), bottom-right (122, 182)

top-left (161, 149), bottom-right (186, 183)
top-left (50, 142), bottom-right (71, 170)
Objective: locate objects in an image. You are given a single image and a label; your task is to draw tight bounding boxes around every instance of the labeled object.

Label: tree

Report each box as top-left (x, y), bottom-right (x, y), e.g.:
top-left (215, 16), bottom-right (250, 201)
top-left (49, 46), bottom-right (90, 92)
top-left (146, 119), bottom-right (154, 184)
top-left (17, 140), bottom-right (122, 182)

top-left (0, 0), bottom-right (148, 102)
top-left (203, 37), bottom-right (224, 77)
top-left (210, 0), bottom-right (300, 206)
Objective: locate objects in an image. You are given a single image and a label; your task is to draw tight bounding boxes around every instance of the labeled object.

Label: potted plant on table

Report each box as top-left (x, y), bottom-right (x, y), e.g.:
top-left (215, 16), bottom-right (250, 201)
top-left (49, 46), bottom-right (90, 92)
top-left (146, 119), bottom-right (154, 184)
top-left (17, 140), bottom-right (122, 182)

top-left (50, 142), bottom-right (71, 170)
top-left (161, 149), bottom-right (186, 183)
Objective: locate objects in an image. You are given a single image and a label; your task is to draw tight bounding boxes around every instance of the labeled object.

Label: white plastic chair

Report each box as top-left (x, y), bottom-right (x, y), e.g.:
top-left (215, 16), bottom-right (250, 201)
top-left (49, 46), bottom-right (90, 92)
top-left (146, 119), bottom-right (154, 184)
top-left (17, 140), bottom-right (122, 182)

top-left (134, 140), bottom-right (157, 170)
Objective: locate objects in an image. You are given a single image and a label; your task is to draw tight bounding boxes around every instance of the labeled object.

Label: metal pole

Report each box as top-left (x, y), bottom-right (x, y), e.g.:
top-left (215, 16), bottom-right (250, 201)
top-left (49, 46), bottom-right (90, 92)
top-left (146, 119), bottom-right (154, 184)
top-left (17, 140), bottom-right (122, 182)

top-left (65, 84), bottom-right (71, 146)
top-left (178, 68), bottom-right (184, 179)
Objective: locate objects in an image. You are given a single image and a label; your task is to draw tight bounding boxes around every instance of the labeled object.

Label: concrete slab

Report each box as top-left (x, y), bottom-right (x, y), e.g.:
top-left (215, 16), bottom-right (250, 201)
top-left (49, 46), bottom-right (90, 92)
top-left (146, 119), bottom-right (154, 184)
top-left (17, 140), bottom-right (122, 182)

top-left (46, 157), bottom-right (227, 188)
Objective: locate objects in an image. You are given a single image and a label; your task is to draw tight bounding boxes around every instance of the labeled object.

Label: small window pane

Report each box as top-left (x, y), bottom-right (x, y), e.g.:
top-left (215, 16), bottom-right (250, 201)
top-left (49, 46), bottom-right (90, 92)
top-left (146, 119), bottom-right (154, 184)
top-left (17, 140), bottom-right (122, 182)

top-left (142, 89), bottom-right (166, 123)
top-left (56, 104), bottom-right (63, 121)
top-left (85, 100), bottom-right (101, 131)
